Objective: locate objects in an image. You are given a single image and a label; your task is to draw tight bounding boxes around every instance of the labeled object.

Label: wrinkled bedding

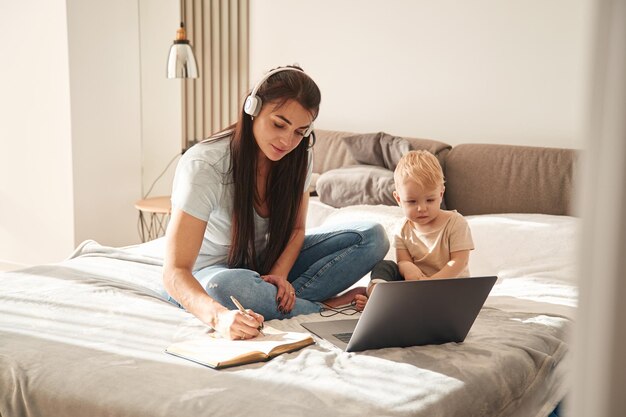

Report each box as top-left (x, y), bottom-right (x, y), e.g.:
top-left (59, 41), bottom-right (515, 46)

top-left (0, 208), bottom-right (578, 417)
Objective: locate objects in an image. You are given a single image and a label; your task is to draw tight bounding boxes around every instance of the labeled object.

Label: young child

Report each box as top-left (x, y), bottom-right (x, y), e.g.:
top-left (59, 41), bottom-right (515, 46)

top-left (354, 150), bottom-right (474, 311)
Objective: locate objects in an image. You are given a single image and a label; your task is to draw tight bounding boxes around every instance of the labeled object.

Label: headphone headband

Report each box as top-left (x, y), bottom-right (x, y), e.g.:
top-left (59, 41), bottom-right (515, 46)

top-left (243, 67), bottom-right (314, 137)
top-left (249, 67), bottom-right (304, 101)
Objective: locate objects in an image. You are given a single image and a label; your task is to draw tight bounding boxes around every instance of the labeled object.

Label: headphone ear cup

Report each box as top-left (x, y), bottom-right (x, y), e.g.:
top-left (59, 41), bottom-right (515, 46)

top-left (307, 131), bottom-right (316, 148)
top-left (304, 123), bottom-right (314, 138)
top-left (244, 95), bottom-right (262, 116)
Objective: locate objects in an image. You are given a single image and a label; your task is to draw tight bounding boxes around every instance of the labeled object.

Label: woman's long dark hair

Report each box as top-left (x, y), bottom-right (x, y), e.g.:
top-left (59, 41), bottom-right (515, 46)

top-left (228, 66), bottom-right (321, 274)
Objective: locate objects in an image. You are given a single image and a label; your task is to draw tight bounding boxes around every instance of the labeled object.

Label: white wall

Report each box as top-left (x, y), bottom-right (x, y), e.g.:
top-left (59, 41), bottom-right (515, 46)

top-left (138, 0), bottom-right (182, 199)
top-left (249, 0), bottom-right (591, 149)
top-left (66, 0), bottom-right (143, 247)
top-left (0, 0), bottom-right (143, 265)
top-left (0, 0), bottom-right (76, 265)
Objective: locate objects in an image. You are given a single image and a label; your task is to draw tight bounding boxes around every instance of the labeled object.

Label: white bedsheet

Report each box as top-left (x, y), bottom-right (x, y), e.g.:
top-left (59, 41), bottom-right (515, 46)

top-left (0, 208), bottom-right (578, 417)
top-left (307, 200), bottom-right (578, 317)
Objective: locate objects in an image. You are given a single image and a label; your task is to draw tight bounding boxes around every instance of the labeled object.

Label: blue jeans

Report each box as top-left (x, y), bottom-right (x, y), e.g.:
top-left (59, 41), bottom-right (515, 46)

top-left (187, 221), bottom-right (389, 320)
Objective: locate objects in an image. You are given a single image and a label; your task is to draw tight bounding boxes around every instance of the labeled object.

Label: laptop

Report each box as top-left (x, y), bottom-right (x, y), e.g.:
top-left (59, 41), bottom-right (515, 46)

top-left (301, 275), bottom-right (497, 352)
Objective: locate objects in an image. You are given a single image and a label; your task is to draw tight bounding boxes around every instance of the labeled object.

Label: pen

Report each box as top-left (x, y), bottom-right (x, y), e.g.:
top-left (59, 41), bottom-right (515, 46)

top-left (230, 295), bottom-right (265, 336)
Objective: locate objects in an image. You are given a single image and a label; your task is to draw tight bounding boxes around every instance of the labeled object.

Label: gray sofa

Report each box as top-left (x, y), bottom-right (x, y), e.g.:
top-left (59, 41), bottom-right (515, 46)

top-left (310, 129), bottom-right (577, 216)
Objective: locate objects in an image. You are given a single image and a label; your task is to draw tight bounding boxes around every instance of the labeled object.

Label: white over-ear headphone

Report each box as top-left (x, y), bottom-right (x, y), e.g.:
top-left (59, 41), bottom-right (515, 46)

top-left (243, 67), bottom-right (315, 137)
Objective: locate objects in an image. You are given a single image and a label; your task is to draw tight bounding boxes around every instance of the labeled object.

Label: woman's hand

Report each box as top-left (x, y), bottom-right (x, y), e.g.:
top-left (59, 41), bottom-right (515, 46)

top-left (261, 274), bottom-right (296, 314)
top-left (213, 308), bottom-right (265, 340)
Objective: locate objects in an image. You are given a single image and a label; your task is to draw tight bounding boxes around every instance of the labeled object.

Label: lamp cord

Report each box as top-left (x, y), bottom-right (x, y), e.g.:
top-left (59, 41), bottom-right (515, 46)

top-left (180, 0), bottom-right (185, 26)
top-left (143, 152), bottom-right (180, 199)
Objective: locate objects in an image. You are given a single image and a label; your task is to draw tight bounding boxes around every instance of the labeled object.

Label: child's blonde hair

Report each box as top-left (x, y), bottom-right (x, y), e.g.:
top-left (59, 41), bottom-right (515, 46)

top-left (394, 150), bottom-right (445, 190)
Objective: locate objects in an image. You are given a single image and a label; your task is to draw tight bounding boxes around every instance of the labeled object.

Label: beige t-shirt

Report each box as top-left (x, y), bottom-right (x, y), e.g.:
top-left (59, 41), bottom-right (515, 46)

top-left (394, 210), bottom-right (474, 277)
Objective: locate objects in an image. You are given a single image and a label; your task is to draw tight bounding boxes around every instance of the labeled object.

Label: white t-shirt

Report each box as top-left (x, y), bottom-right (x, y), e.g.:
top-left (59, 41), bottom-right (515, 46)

top-left (171, 135), bottom-right (313, 271)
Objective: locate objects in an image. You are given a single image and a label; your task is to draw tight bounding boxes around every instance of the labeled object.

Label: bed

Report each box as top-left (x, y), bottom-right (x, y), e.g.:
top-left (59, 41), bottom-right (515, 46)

top-left (0, 129), bottom-right (578, 417)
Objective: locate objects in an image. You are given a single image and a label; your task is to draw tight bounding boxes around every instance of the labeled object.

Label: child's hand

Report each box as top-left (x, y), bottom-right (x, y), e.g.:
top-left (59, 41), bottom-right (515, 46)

top-left (399, 261), bottom-right (426, 280)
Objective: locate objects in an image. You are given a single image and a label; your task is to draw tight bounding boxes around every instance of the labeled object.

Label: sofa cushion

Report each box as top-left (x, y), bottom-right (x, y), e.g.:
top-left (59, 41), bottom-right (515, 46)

top-left (444, 143), bottom-right (578, 215)
top-left (342, 131), bottom-right (452, 171)
top-left (311, 130), bottom-right (356, 174)
top-left (311, 129), bottom-right (452, 174)
top-left (316, 165), bottom-right (396, 207)
top-left (342, 132), bottom-right (409, 170)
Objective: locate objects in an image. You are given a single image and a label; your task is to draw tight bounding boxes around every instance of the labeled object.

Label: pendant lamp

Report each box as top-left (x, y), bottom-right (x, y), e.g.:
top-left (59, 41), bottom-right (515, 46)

top-left (166, 0), bottom-right (198, 79)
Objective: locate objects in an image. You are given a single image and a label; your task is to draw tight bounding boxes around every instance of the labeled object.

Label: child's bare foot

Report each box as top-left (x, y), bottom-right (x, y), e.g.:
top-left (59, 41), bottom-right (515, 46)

top-left (354, 294), bottom-right (368, 311)
top-left (323, 287), bottom-right (366, 308)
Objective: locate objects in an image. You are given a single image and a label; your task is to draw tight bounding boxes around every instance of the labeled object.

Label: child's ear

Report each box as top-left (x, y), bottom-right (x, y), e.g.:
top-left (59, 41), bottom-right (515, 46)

top-left (440, 185), bottom-right (445, 197)
top-left (393, 190), bottom-right (401, 206)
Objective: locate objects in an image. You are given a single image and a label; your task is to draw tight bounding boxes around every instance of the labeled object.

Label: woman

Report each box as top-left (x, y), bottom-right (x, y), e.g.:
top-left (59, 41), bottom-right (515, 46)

top-left (163, 65), bottom-right (389, 340)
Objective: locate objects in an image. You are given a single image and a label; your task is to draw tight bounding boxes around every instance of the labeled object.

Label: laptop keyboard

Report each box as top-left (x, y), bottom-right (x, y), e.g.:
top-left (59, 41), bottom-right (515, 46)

top-left (333, 332), bottom-right (353, 343)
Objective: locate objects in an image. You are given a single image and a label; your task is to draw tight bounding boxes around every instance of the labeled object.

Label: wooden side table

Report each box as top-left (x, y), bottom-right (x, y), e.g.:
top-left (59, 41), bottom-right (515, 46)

top-left (134, 196), bottom-right (172, 242)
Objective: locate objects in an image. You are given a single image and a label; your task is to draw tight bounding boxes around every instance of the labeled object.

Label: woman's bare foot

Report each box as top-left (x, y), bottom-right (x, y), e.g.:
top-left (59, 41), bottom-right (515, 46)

top-left (323, 287), bottom-right (366, 308)
top-left (354, 294), bottom-right (368, 311)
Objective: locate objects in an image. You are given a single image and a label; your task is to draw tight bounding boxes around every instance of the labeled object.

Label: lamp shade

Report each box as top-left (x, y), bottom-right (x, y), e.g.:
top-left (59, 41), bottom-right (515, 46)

top-left (167, 41), bottom-right (198, 78)
top-left (166, 24), bottom-right (199, 79)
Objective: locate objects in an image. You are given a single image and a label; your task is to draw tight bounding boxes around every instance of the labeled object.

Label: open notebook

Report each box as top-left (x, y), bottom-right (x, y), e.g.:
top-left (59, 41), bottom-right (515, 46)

top-left (165, 326), bottom-right (314, 369)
